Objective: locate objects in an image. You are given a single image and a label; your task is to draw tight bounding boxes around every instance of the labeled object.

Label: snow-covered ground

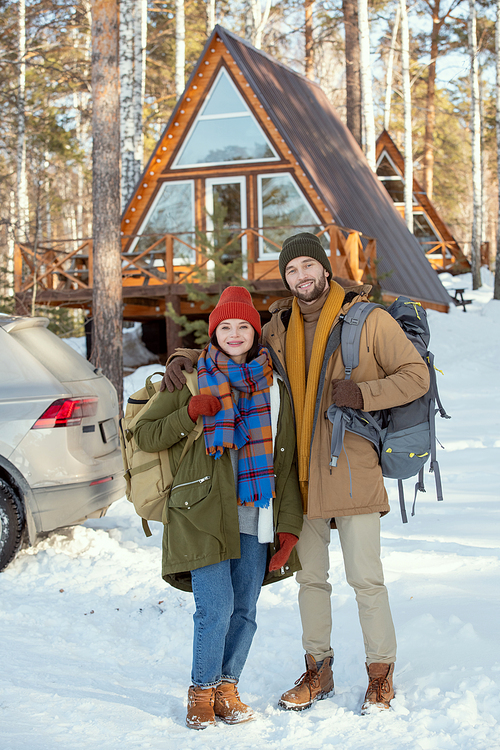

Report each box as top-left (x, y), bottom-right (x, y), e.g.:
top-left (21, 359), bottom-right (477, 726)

top-left (1, 269), bottom-right (499, 750)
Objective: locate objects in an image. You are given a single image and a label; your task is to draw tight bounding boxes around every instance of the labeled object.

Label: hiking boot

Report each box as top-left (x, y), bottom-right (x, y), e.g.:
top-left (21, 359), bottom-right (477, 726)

top-left (214, 681), bottom-right (255, 724)
top-left (361, 663), bottom-right (395, 714)
top-left (186, 685), bottom-right (216, 729)
top-left (278, 654), bottom-right (334, 711)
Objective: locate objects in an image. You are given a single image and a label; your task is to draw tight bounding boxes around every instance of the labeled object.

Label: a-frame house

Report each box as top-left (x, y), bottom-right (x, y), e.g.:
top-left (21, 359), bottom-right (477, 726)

top-left (14, 25), bottom-right (452, 357)
top-left (376, 130), bottom-right (469, 274)
top-left (120, 27), bottom-right (450, 321)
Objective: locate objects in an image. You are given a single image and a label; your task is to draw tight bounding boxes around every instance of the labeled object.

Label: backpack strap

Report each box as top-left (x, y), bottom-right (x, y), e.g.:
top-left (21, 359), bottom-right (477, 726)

top-left (409, 352), bottom-right (448, 520)
top-left (398, 480), bottom-right (408, 523)
top-left (340, 302), bottom-right (382, 379)
top-left (327, 302), bottom-right (381, 479)
top-left (329, 407), bottom-right (349, 468)
top-left (145, 372), bottom-right (166, 398)
top-left (427, 351), bottom-right (451, 420)
top-left (411, 467), bottom-right (426, 518)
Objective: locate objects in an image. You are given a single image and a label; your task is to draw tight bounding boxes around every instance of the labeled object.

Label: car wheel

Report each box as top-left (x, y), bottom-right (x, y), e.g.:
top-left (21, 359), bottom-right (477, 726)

top-left (0, 480), bottom-right (25, 572)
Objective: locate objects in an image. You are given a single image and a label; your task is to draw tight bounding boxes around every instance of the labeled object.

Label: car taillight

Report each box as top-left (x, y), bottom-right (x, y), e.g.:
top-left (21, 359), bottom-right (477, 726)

top-left (32, 397), bottom-right (98, 429)
top-left (90, 476), bottom-right (113, 486)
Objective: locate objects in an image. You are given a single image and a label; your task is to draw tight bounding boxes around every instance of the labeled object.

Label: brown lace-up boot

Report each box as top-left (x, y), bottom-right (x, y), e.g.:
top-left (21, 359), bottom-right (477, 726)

top-left (279, 654), bottom-right (334, 711)
top-left (361, 662), bottom-right (395, 714)
top-left (186, 685), bottom-right (216, 729)
top-left (214, 681), bottom-right (255, 724)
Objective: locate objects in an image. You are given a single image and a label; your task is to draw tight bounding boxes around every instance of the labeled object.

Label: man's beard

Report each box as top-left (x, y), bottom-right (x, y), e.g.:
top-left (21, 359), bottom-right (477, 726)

top-left (292, 274), bottom-right (328, 302)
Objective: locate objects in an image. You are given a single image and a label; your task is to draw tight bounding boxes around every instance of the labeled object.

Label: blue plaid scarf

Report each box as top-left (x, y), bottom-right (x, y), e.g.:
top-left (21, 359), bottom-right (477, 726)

top-left (197, 343), bottom-right (275, 508)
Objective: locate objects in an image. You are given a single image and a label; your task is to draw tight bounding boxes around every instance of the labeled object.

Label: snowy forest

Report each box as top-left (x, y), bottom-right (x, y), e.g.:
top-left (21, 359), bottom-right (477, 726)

top-left (0, 0), bottom-right (499, 302)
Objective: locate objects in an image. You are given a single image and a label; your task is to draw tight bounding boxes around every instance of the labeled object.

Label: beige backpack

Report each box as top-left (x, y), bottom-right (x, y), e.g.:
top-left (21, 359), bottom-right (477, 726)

top-left (119, 370), bottom-right (203, 536)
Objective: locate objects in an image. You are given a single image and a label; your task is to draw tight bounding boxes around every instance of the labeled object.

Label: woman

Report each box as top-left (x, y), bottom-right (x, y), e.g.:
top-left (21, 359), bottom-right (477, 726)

top-left (133, 287), bottom-right (303, 730)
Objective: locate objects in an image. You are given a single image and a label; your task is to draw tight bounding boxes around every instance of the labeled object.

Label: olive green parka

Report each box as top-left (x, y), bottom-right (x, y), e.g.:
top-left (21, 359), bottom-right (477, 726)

top-left (133, 377), bottom-right (303, 591)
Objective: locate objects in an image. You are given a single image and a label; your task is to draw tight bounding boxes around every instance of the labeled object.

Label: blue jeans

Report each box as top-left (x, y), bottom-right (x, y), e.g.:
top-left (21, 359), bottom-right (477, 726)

top-left (190, 533), bottom-right (268, 688)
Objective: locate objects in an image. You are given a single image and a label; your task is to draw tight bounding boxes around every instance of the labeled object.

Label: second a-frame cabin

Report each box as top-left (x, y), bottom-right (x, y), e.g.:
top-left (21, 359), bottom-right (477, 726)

top-left (120, 26), bottom-right (451, 329)
top-left (376, 130), bottom-right (469, 274)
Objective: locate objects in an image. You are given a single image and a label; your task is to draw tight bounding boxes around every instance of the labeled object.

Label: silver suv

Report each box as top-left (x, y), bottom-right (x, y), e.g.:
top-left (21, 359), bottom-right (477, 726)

top-left (0, 314), bottom-right (125, 570)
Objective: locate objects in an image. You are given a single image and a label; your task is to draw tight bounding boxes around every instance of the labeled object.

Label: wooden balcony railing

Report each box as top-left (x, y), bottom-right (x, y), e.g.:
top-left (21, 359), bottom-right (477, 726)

top-left (14, 223), bottom-right (376, 298)
top-left (421, 240), bottom-right (472, 272)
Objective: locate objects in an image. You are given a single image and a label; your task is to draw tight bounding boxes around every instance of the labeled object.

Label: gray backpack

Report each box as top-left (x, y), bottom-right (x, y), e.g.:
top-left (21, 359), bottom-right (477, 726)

top-left (327, 297), bottom-right (450, 522)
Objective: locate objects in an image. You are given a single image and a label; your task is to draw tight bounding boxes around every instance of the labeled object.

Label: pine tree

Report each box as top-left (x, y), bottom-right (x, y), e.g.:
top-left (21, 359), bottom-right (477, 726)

top-left (91, 0), bottom-right (123, 405)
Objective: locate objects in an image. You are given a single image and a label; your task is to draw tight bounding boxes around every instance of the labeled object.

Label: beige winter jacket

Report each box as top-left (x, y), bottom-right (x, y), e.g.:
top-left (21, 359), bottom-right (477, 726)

top-left (261, 290), bottom-right (430, 520)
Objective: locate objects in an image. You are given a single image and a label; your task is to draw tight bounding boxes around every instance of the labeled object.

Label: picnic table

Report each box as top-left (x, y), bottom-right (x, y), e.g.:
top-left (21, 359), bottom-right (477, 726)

top-left (451, 288), bottom-right (472, 312)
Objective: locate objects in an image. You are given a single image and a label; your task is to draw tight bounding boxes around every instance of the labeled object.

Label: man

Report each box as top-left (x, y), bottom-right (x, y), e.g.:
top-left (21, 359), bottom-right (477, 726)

top-left (162, 232), bottom-right (429, 713)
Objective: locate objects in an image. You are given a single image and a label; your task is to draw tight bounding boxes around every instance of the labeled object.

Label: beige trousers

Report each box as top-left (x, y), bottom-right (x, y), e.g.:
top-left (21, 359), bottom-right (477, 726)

top-left (295, 513), bottom-right (397, 666)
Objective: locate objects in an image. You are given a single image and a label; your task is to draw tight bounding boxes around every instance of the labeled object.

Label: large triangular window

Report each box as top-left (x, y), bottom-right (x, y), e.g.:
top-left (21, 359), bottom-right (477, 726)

top-left (173, 68), bottom-right (279, 168)
top-left (376, 150), bottom-right (417, 205)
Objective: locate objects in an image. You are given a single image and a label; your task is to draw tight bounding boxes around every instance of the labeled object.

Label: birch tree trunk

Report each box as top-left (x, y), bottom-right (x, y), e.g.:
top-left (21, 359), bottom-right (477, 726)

top-left (91, 0), bottom-right (123, 406)
top-left (207, 0), bottom-right (216, 34)
top-left (44, 170), bottom-right (52, 245)
top-left (120, 0), bottom-right (135, 208)
top-left (73, 96), bottom-right (85, 238)
top-left (469, 0), bottom-right (482, 290)
top-left (479, 69), bottom-right (486, 247)
top-left (120, 0), bottom-right (146, 207)
top-left (494, 0), bottom-right (500, 299)
top-left (244, 0), bottom-right (272, 49)
top-left (384, 5), bottom-right (400, 132)
top-left (343, 0), bottom-right (362, 148)
top-left (358, 0), bottom-right (376, 170)
top-left (6, 191), bottom-right (16, 297)
top-left (253, 0), bottom-right (271, 49)
top-left (175, 0), bottom-right (185, 96)
top-left (17, 0), bottom-right (29, 243)
top-left (133, 0), bottom-right (147, 181)
top-left (400, 0), bottom-right (413, 233)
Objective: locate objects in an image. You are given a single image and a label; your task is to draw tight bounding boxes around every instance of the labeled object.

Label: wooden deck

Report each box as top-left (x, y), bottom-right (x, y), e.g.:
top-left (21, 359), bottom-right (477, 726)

top-left (14, 223), bottom-right (377, 321)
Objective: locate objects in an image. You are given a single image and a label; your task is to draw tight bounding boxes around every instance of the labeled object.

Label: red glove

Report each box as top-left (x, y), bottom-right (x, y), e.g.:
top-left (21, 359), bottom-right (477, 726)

top-left (187, 395), bottom-right (221, 422)
top-left (160, 357), bottom-right (194, 392)
top-left (269, 533), bottom-right (299, 572)
top-left (331, 379), bottom-right (364, 409)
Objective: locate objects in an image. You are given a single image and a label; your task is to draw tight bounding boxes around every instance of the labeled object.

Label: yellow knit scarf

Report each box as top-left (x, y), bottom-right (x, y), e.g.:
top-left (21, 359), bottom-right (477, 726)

top-left (286, 281), bottom-right (345, 511)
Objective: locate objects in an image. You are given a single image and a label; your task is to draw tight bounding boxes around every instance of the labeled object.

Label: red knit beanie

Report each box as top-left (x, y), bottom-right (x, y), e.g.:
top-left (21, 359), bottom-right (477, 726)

top-left (208, 287), bottom-right (261, 337)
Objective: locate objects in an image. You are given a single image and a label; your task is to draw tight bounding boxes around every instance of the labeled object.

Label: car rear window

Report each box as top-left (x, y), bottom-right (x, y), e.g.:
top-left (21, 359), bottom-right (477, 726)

top-left (11, 327), bottom-right (97, 382)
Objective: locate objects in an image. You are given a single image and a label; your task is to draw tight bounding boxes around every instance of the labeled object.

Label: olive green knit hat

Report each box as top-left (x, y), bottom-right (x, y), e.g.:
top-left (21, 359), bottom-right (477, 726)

top-left (279, 232), bottom-right (333, 290)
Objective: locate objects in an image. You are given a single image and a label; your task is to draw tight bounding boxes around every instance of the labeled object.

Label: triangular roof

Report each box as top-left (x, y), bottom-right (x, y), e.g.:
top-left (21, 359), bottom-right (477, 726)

top-left (121, 25), bottom-right (450, 309)
top-left (376, 130), bottom-right (469, 272)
